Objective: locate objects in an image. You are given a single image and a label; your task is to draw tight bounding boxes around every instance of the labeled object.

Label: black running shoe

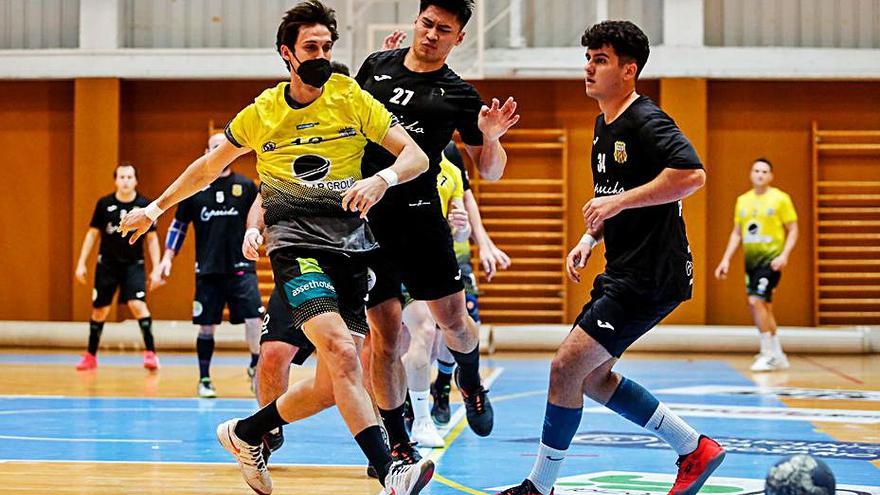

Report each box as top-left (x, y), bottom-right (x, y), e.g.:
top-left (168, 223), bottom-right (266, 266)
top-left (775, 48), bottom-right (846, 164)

top-left (366, 464), bottom-right (379, 479)
top-left (430, 379), bottom-right (451, 425)
top-left (261, 427), bottom-right (284, 462)
top-left (391, 441), bottom-right (422, 464)
top-left (455, 368), bottom-right (493, 437)
top-left (495, 479), bottom-right (553, 495)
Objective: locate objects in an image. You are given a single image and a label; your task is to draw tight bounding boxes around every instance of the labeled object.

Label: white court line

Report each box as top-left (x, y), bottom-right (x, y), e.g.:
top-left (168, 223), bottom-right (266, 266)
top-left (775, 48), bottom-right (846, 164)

top-left (0, 435), bottom-right (181, 444)
top-left (0, 459), bottom-right (361, 468)
top-left (0, 407), bottom-right (253, 416)
top-left (584, 402), bottom-right (880, 423)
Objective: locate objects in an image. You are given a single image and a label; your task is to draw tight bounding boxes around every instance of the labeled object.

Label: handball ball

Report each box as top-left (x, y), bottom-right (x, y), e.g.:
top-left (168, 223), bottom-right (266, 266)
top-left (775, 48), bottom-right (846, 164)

top-left (766, 454), bottom-right (835, 495)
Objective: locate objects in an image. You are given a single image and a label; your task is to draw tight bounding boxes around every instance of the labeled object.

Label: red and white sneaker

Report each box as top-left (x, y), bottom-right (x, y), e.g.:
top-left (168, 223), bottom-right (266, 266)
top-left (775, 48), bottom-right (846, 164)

top-left (669, 436), bottom-right (726, 495)
top-left (143, 351), bottom-right (160, 371)
top-left (75, 352), bottom-right (97, 371)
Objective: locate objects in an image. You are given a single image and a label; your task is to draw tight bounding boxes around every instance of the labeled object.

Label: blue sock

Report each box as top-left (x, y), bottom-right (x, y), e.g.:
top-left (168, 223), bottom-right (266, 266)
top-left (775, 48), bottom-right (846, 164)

top-left (541, 402), bottom-right (582, 450)
top-left (605, 376), bottom-right (659, 427)
top-left (436, 360), bottom-right (455, 375)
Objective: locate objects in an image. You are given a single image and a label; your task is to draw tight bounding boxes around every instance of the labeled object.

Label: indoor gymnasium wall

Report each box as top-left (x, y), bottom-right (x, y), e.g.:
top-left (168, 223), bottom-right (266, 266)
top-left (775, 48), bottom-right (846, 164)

top-left (0, 81), bottom-right (74, 321)
top-left (705, 80), bottom-right (880, 326)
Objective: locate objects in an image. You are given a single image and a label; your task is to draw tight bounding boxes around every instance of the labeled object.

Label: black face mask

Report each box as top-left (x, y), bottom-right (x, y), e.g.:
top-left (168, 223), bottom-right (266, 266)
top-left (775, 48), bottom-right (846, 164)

top-left (292, 53), bottom-right (332, 88)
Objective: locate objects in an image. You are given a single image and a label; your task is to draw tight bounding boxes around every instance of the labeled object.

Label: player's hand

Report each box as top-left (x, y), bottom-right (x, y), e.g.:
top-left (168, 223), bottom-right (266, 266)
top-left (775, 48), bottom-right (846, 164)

top-left (478, 97), bottom-right (520, 142)
top-left (770, 254), bottom-right (788, 271)
top-left (75, 263), bottom-right (87, 285)
top-left (157, 257), bottom-right (173, 278)
top-left (242, 229), bottom-right (264, 261)
top-left (714, 259), bottom-right (729, 280)
top-left (148, 269), bottom-right (166, 291)
top-left (448, 205), bottom-right (469, 232)
top-left (119, 209), bottom-right (154, 245)
top-left (342, 176), bottom-right (389, 219)
top-left (566, 242), bottom-right (593, 283)
top-left (582, 195), bottom-right (624, 230)
top-left (479, 241), bottom-right (511, 282)
top-left (382, 30), bottom-right (406, 50)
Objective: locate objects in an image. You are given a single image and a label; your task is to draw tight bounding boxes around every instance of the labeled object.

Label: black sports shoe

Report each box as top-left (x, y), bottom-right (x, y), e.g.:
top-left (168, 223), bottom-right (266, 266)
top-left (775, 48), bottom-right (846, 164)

top-left (366, 464), bottom-right (379, 479)
top-left (261, 428), bottom-right (284, 462)
top-left (455, 368), bottom-right (493, 437)
top-left (430, 379), bottom-right (451, 425)
top-left (391, 441), bottom-right (422, 464)
top-left (495, 479), bottom-right (554, 495)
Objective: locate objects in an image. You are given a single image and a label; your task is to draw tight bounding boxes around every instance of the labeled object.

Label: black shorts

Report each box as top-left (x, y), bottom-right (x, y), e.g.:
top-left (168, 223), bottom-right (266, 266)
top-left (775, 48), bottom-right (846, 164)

top-left (574, 274), bottom-right (681, 358)
top-left (264, 246), bottom-right (369, 357)
top-left (366, 201), bottom-right (464, 308)
top-left (93, 259), bottom-right (146, 308)
top-left (260, 287), bottom-right (317, 366)
top-left (746, 265), bottom-right (782, 302)
top-left (193, 273), bottom-right (264, 325)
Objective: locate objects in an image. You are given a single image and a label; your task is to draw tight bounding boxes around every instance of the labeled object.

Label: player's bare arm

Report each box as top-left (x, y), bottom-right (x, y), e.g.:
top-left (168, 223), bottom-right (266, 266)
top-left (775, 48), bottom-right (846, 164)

top-left (119, 140), bottom-right (250, 243)
top-left (714, 225), bottom-right (742, 279)
top-left (771, 221), bottom-right (798, 271)
top-left (566, 223), bottom-right (604, 284)
top-left (341, 124), bottom-right (428, 218)
top-left (583, 167), bottom-right (705, 229)
top-left (75, 228), bottom-right (100, 285)
top-left (464, 97), bottom-right (520, 181)
top-left (242, 193), bottom-right (265, 261)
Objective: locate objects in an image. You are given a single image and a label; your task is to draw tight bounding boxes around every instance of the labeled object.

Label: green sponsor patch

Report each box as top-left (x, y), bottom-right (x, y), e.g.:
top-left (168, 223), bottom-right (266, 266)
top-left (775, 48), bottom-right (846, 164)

top-left (297, 257), bottom-right (323, 275)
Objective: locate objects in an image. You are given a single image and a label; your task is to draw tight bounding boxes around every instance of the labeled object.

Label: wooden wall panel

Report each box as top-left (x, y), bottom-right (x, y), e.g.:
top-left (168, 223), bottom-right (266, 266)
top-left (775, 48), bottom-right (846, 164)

top-left (0, 81), bottom-right (73, 320)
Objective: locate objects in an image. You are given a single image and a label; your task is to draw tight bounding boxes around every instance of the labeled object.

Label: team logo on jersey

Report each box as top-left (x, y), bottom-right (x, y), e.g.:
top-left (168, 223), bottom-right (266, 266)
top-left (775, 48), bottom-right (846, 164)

top-left (107, 205), bottom-right (118, 212)
top-left (296, 122), bottom-right (319, 130)
top-left (232, 184), bottom-right (243, 197)
top-left (261, 141), bottom-right (276, 152)
top-left (613, 141), bottom-right (627, 163)
top-left (767, 207), bottom-right (775, 215)
top-left (686, 260), bottom-right (693, 276)
top-left (215, 191), bottom-right (225, 203)
top-left (373, 74), bottom-right (392, 81)
top-left (292, 154), bottom-right (331, 182)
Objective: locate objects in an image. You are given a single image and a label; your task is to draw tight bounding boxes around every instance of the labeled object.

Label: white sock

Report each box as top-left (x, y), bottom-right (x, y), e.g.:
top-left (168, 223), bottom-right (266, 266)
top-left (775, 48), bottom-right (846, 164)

top-left (527, 443), bottom-right (566, 495)
top-left (759, 333), bottom-right (772, 355)
top-left (770, 334), bottom-right (784, 356)
top-left (411, 389), bottom-right (431, 422)
top-left (645, 403), bottom-right (700, 455)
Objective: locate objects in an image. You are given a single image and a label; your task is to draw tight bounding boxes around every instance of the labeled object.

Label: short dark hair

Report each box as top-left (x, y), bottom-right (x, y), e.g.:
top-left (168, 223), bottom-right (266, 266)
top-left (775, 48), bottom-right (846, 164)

top-left (581, 20), bottom-right (650, 78)
top-left (114, 162), bottom-right (137, 179)
top-left (276, 1), bottom-right (339, 69)
top-left (330, 61), bottom-right (350, 76)
top-left (753, 157), bottom-right (773, 171)
top-left (419, 0), bottom-right (474, 29)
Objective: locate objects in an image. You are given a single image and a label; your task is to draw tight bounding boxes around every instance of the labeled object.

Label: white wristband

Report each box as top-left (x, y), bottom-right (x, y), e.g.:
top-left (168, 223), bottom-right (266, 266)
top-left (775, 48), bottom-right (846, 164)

top-left (579, 233), bottom-right (599, 249)
top-left (144, 202), bottom-right (164, 222)
top-left (376, 168), bottom-right (399, 187)
top-left (245, 227), bottom-right (262, 239)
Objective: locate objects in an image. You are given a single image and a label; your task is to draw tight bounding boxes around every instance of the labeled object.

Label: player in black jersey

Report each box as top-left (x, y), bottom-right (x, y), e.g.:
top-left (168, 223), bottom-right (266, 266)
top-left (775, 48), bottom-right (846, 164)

top-left (496, 21), bottom-right (724, 495)
top-left (157, 133), bottom-right (264, 398)
top-left (74, 163), bottom-right (161, 371)
top-left (355, 0), bottom-right (520, 455)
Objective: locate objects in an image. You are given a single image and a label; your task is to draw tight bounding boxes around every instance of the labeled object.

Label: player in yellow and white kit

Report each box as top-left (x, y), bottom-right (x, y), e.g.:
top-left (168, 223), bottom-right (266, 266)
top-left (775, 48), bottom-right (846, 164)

top-left (119, 2), bottom-right (434, 493)
top-left (715, 158), bottom-right (798, 372)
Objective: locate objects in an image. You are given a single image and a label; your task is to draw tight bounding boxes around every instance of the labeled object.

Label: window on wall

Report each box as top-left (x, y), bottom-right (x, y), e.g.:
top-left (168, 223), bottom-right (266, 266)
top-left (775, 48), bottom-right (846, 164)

top-left (0, 0), bottom-right (80, 49)
top-left (705, 0), bottom-right (880, 48)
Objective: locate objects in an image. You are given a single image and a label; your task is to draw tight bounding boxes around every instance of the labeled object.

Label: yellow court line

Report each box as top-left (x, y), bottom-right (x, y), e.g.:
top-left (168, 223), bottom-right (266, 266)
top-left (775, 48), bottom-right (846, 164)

top-left (433, 472), bottom-right (489, 495)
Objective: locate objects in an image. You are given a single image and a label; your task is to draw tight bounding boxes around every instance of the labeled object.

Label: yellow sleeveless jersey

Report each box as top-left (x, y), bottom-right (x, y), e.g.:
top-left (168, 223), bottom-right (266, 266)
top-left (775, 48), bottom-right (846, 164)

top-left (224, 75), bottom-right (395, 253)
top-left (734, 187), bottom-right (797, 270)
top-left (436, 153), bottom-right (471, 260)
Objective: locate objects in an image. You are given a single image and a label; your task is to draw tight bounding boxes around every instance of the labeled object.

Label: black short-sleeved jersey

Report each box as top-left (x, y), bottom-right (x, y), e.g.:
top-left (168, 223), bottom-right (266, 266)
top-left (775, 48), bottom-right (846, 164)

top-left (355, 48), bottom-right (484, 205)
top-left (174, 173), bottom-right (258, 275)
top-left (89, 193), bottom-right (156, 264)
top-left (591, 95), bottom-right (703, 301)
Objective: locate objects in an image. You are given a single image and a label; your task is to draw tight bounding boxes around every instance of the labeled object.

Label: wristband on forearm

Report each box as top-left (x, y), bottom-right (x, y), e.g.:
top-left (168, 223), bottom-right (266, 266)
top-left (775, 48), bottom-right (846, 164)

top-left (376, 168), bottom-right (399, 187)
top-left (144, 202), bottom-right (164, 222)
top-left (579, 233), bottom-right (599, 249)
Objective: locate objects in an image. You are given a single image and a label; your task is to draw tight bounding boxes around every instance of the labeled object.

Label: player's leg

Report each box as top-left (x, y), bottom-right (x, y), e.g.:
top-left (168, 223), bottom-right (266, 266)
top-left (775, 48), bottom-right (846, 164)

top-left (430, 331), bottom-right (455, 425)
top-left (193, 276), bottom-right (223, 396)
top-left (121, 262), bottom-right (158, 369)
top-left (748, 296), bottom-right (788, 372)
top-left (78, 262), bottom-right (119, 370)
top-left (196, 325), bottom-right (218, 398)
top-left (402, 301), bottom-right (444, 447)
top-left (226, 271), bottom-right (265, 389)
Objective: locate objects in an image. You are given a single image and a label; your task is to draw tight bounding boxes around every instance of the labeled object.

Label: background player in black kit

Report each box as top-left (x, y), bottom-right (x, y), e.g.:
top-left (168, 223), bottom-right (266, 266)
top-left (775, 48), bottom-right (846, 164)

top-left (496, 21), bottom-right (724, 495)
top-left (74, 163), bottom-right (161, 371)
top-left (355, 0), bottom-right (520, 458)
top-left (157, 133), bottom-right (263, 398)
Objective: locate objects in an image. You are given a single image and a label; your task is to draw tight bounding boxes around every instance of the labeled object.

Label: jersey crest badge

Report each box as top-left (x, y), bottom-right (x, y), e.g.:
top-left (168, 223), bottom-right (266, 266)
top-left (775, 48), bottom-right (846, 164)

top-left (232, 184), bottom-right (243, 197)
top-left (261, 141), bottom-right (276, 152)
top-left (613, 141), bottom-right (628, 164)
top-left (215, 191), bottom-right (225, 203)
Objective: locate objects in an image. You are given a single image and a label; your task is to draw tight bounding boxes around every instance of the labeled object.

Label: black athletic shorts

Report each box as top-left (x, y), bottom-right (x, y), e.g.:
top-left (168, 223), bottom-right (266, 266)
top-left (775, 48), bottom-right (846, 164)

top-left (260, 287), bottom-right (317, 366)
top-left (366, 200), bottom-right (464, 308)
top-left (193, 272), bottom-right (264, 325)
top-left (745, 265), bottom-right (782, 302)
top-left (261, 246), bottom-right (369, 364)
top-left (574, 274), bottom-right (681, 358)
top-left (93, 258), bottom-right (146, 308)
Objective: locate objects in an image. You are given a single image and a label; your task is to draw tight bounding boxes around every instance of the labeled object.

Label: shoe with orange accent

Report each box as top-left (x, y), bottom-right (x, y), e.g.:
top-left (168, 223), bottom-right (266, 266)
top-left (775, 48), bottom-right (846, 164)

top-left (143, 351), bottom-right (160, 370)
top-left (669, 435), bottom-right (726, 495)
top-left (217, 419), bottom-right (272, 495)
top-left (75, 352), bottom-right (97, 371)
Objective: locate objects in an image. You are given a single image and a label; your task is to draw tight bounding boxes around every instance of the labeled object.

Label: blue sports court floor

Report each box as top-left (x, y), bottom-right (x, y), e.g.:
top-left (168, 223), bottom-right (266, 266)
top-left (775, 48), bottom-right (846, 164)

top-left (0, 351), bottom-right (877, 494)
